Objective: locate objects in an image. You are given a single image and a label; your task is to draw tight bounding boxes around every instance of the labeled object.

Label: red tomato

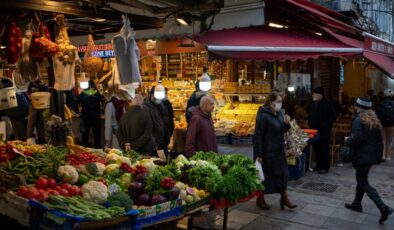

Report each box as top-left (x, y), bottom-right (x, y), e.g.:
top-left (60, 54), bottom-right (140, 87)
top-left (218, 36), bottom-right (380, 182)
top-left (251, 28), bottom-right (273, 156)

top-left (27, 188), bottom-right (39, 199)
top-left (61, 183), bottom-right (72, 191)
top-left (48, 190), bottom-right (59, 196)
top-left (59, 189), bottom-right (69, 196)
top-left (36, 191), bottom-right (48, 202)
top-left (55, 185), bottom-right (63, 192)
top-left (68, 186), bottom-right (80, 196)
top-left (36, 177), bottom-right (48, 189)
top-left (23, 150), bottom-right (33, 156)
top-left (16, 186), bottom-right (30, 198)
top-left (48, 178), bottom-right (57, 188)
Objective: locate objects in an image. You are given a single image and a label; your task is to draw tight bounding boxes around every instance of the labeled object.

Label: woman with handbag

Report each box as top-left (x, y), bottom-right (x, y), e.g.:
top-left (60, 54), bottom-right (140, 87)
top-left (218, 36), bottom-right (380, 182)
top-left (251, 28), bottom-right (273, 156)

top-left (344, 97), bottom-right (393, 224)
top-left (253, 91), bottom-right (296, 210)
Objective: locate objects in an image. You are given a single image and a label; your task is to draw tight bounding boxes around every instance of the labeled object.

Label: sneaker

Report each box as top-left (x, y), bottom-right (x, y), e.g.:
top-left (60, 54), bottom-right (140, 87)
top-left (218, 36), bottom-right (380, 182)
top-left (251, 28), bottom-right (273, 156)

top-left (345, 203), bottom-right (363, 212)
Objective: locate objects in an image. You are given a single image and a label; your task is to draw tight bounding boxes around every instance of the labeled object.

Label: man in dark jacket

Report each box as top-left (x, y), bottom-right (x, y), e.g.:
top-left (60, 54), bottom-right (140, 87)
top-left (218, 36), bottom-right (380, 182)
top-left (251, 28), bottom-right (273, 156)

top-left (308, 87), bottom-right (337, 174)
top-left (144, 87), bottom-right (169, 155)
top-left (163, 88), bottom-right (175, 154)
top-left (185, 80), bottom-right (206, 123)
top-left (185, 96), bottom-right (218, 156)
top-left (117, 94), bottom-right (154, 154)
top-left (376, 89), bottom-right (394, 160)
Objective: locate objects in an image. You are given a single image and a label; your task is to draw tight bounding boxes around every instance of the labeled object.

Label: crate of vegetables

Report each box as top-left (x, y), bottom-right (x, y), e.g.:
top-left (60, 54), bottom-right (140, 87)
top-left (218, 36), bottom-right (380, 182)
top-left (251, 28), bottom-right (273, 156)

top-left (4, 191), bottom-right (31, 226)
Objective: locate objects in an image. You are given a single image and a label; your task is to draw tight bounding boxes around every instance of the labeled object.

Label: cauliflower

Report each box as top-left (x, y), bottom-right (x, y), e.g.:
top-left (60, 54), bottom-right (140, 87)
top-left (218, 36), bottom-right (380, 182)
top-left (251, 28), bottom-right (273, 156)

top-left (108, 149), bottom-right (122, 155)
top-left (117, 156), bottom-right (131, 166)
top-left (138, 159), bottom-right (156, 173)
top-left (81, 181), bottom-right (108, 203)
top-left (104, 164), bottom-right (120, 176)
top-left (58, 165), bottom-right (79, 184)
top-left (106, 153), bottom-right (121, 162)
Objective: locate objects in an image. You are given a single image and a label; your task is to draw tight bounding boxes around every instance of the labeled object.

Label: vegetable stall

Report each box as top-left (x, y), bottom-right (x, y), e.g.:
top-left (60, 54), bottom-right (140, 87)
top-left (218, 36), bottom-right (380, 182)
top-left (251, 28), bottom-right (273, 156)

top-left (0, 141), bottom-right (263, 229)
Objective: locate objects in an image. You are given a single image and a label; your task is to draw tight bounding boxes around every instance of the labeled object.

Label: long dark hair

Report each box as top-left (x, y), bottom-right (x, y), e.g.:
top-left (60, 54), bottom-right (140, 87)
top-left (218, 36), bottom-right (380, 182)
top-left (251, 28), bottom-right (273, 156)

top-left (264, 90), bottom-right (282, 108)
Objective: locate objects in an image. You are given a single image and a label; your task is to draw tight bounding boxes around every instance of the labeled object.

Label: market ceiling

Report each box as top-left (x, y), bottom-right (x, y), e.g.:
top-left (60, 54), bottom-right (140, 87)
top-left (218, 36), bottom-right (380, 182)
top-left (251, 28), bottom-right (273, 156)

top-left (1, 0), bottom-right (224, 36)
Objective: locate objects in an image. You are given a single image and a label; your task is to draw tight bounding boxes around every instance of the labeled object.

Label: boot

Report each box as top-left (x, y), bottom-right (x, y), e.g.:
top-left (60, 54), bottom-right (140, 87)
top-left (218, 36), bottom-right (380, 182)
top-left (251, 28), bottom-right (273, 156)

top-left (367, 187), bottom-right (393, 224)
top-left (256, 194), bottom-right (270, 210)
top-left (345, 202), bottom-right (363, 212)
top-left (280, 190), bottom-right (297, 210)
top-left (345, 187), bottom-right (364, 212)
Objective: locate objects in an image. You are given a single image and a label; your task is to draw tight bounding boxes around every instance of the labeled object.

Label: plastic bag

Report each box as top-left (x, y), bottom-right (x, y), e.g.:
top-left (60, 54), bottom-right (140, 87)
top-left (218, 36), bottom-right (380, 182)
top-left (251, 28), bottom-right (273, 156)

top-left (255, 160), bottom-right (264, 181)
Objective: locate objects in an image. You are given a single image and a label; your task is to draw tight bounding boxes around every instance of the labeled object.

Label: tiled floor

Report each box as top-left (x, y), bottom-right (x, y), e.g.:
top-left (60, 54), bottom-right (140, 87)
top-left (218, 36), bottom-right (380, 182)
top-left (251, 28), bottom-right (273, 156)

top-left (209, 144), bottom-right (394, 230)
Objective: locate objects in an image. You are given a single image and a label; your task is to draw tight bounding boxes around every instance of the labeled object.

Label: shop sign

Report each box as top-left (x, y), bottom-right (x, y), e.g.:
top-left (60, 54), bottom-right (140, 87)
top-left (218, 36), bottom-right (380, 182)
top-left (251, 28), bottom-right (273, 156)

top-left (77, 44), bottom-right (113, 52)
top-left (91, 50), bottom-right (115, 58)
top-left (364, 35), bottom-right (394, 56)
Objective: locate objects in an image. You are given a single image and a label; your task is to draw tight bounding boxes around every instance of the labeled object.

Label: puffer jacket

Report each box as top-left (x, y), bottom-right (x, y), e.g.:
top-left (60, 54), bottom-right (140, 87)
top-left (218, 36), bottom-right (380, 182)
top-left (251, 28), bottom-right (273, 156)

top-left (346, 113), bottom-right (383, 166)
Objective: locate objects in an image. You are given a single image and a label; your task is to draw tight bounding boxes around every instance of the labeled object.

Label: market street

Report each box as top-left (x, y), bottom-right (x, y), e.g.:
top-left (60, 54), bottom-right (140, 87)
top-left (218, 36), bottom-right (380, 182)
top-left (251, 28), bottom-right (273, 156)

top-left (194, 145), bottom-right (394, 230)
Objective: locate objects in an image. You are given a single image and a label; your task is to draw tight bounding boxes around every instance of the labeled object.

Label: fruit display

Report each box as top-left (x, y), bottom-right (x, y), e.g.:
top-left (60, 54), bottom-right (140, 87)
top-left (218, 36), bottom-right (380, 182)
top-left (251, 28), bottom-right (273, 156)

top-left (214, 103), bottom-right (260, 136)
top-left (167, 89), bottom-right (193, 110)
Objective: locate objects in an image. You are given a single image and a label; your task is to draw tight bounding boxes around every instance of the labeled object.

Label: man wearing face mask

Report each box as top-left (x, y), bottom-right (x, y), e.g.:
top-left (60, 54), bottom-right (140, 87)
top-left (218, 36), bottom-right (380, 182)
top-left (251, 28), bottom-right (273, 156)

top-left (308, 87), bottom-right (337, 174)
top-left (144, 87), bottom-right (169, 156)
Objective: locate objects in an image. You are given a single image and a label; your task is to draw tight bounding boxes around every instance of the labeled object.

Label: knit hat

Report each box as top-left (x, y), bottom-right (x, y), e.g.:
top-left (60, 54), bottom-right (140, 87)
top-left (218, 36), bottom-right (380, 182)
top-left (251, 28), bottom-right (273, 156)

top-left (384, 89), bottom-right (393, 98)
top-left (355, 97), bottom-right (372, 110)
top-left (312, 87), bottom-right (324, 95)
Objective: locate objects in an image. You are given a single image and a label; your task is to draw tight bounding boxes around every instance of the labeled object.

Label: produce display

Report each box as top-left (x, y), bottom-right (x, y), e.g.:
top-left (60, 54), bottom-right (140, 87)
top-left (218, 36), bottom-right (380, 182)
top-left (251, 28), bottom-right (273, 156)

top-left (3, 18), bottom-right (23, 64)
top-left (0, 141), bottom-right (262, 227)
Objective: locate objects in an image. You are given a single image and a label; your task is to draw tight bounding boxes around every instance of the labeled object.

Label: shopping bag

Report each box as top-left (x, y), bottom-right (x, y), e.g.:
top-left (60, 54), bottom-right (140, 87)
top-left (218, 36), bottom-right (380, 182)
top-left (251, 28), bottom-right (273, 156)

top-left (255, 160), bottom-right (264, 181)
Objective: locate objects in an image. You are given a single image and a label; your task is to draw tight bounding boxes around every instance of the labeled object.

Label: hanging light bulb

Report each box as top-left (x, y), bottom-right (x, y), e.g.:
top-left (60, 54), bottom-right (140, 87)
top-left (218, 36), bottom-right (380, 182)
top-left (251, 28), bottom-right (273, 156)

top-left (79, 72), bottom-right (89, 89)
top-left (154, 81), bottom-right (165, 100)
top-left (199, 72), bottom-right (211, 92)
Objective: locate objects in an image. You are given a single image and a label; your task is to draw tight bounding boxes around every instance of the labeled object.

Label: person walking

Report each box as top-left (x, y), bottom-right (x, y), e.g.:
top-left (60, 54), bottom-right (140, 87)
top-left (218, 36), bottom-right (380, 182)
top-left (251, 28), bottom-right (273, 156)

top-left (344, 97), bottom-right (393, 224)
top-left (376, 89), bottom-right (394, 160)
top-left (253, 91), bottom-right (296, 210)
top-left (77, 80), bottom-right (104, 148)
top-left (117, 94), bottom-right (154, 154)
top-left (307, 86), bottom-right (337, 174)
top-left (185, 96), bottom-right (218, 156)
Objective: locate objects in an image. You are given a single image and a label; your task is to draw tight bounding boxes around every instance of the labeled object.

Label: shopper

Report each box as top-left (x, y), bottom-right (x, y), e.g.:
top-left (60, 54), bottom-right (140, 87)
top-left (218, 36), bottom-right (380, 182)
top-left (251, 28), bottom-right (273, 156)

top-left (185, 80), bottom-right (206, 123)
top-left (144, 87), bottom-right (168, 156)
top-left (185, 96), bottom-right (217, 156)
top-left (77, 80), bottom-right (104, 148)
top-left (163, 88), bottom-right (175, 156)
top-left (376, 89), bottom-right (394, 160)
top-left (253, 91), bottom-right (296, 210)
top-left (104, 94), bottom-right (126, 149)
top-left (307, 86), bottom-right (337, 174)
top-left (117, 94), bottom-right (154, 154)
top-left (344, 97), bottom-right (393, 224)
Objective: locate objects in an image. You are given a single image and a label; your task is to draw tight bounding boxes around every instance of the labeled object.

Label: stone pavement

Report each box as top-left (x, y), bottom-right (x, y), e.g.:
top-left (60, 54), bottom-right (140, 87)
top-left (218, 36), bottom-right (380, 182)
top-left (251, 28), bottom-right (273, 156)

top-left (210, 145), bottom-right (394, 230)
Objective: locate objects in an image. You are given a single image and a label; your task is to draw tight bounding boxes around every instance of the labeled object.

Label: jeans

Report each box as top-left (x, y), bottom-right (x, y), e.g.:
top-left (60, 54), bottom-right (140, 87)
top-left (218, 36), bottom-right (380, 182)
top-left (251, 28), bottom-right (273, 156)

top-left (314, 134), bottom-right (331, 171)
top-left (353, 165), bottom-right (386, 210)
top-left (81, 118), bottom-right (101, 148)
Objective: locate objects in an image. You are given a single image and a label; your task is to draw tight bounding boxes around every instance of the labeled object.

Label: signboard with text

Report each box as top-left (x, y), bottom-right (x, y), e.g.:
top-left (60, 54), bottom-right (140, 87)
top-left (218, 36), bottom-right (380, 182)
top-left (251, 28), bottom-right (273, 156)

top-left (364, 34), bottom-right (394, 57)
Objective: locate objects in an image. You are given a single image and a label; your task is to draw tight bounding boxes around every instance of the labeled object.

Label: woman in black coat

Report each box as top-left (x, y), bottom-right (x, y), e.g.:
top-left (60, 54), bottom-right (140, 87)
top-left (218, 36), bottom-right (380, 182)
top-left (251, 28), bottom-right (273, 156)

top-left (253, 91), bottom-right (296, 210)
top-left (345, 97), bottom-right (393, 224)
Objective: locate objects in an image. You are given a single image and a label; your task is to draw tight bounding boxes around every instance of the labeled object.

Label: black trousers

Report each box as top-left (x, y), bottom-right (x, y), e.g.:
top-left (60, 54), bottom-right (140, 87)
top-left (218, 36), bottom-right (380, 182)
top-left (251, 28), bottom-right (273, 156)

top-left (314, 134), bottom-right (330, 171)
top-left (353, 165), bottom-right (386, 210)
top-left (81, 118), bottom-right (101, 148)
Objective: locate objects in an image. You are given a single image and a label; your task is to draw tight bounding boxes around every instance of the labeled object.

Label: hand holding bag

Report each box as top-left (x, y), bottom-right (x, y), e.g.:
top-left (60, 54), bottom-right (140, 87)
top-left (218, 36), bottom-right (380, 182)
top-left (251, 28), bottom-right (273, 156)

top-left (340, 143), bottom-right (354, 163)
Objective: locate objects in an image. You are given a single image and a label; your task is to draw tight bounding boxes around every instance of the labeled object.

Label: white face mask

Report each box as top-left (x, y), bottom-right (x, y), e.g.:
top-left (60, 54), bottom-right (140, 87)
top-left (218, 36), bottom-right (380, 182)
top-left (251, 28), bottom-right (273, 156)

top-left (274, 102), bottom-right (282, 111)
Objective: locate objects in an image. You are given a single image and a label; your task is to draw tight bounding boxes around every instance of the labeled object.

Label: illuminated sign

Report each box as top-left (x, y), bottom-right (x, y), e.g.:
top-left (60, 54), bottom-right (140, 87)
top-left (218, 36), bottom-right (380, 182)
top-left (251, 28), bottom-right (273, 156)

top-left (91, 50), bottom-right (114, 58)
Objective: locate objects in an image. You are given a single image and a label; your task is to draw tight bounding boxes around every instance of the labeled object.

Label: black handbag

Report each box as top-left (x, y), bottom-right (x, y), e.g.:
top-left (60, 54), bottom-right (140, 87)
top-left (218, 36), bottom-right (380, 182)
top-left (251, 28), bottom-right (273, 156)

top-left (340, 143), bottom-right (354, 163)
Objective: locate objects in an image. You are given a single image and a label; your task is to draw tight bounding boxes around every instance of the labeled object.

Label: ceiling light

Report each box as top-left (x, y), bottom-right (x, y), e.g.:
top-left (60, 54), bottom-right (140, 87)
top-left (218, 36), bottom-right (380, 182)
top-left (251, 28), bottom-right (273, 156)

top-left (0, 46), bottom-right (6, 49)
top-left (176, 13), bottom-right (192, 26)
top-left (315, 32), bottom-right (323, 36)
top-left (92, 18), bottom-right (106, 22)
top-left (268, 22), bottom-right (286, 29)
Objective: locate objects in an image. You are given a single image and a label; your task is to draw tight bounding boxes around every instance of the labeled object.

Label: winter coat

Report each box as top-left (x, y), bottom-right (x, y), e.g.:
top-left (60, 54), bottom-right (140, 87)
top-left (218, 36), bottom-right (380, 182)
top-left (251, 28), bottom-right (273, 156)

top-left (253, 106), bottom-right (290, 194)
top-left (117, 106), bottom-right (154, 153)
top-left (77, 89), bottom-right (103, 121)
top-left (308, 98), bottom-right (337, 139)
top-left (185, 107), bottom-right (218, 156)
top-left (144, 100), bottom-right (166, 149)
top-left (376, 98), bottom-right (394, 127)
top-left (163, 99), bottom-right (175, 146)
top-left (346, 114), bottom-right (383, 166)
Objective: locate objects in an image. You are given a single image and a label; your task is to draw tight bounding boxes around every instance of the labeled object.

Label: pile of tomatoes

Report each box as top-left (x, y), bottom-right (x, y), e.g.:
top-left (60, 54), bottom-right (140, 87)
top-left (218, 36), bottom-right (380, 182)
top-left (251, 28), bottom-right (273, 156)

top-left (66, 152), bottom-right (106, 166)
top-left (16, 177), bottom-right (80, 202)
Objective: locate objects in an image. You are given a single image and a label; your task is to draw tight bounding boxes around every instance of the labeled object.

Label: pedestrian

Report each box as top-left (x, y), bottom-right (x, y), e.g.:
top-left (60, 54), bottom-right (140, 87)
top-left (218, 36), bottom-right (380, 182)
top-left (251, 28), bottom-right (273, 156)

top-left (344, 97), bottom-right (393, 224)
top-left (185, 96), bottom-right (218, 156)
top-left (307, 86), bottom-right (337, 174)
top-left (117, 94), bottom-right (154, 154)
top-left (253, 91), bottom-right (296, 210)
top-left (104, 94), bottom-right (126, 149)
top-left (144, 87), bottom-right (168, 156)
top-left (376, 89), bottom-right (394, 160)
top-left (163, 88), bottom-right (175, 156)
top-left (76, 80), bottom-right (104, 148)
